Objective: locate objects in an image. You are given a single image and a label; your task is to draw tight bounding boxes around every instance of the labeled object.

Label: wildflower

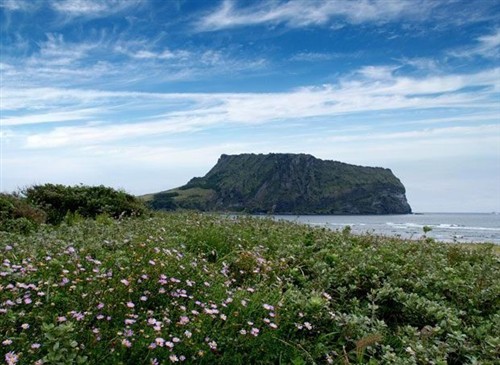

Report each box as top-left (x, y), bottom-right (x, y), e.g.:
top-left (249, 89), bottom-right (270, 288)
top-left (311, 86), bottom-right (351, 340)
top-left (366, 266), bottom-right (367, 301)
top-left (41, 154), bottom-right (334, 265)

top-left (208, 340), bottom-right (217, 350)
top-left (269, 322), bottom-right (278, 329)
top-left (250, 327), bottom-right (260, 336)
top-left (121, 339), bottom-right (132, 348)
top-left (31, 343), bottom-right (41, 349)
top-left (322, 292), bottom-right (332, 300)
top-left (140, 296), bottom-right (148, 301)
top-left (155, 337), bottom-right (165, 347)
top-left (150, 359), bottom-right (159, 365)
top-left (126, 302), bottom-right (135, 308)
top-left (5, 352), bottom-right (18, 365)
top-left (97, 302), bottom-right (105, 309)
top-left (172, 337), bottom-right (181, 343)
top-left (149, 260), bottom-right (156, 265)
top-left (57, 316), bottom-right (67, 322)
top-left (165, 341), bottom-right (174, 349)
top-left (24, 298), bottom-right (32, 304)
top-left (239, 329), bottom-right (247, 335)
top-left (21, 323), bottom-right (30, 330)
top-left (405, 346), bottom-right (416, 356)
top-left (120, 279), bottom-right (130, 286)
top-left (220, 314), bottom-right (227, 321)
top-left (169, 354), bottom-right (179, 362)
top-left (304, 322), bottom-right (313, 330)
top-left (71, 312), bottom-right (85, 321)
top-left (263, 303), bottom-right (274, 311)
top-left (184, 330), bottom-right (192, 338)
top-left (241, 300), bottom-right (247, 307)
top-left (2, 339), bottom-right (12, 346)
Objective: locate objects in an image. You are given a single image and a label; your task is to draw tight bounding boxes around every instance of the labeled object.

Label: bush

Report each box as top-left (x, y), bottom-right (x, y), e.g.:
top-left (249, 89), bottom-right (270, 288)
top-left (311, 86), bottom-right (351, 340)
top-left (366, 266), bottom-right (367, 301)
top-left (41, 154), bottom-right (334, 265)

top-left (0, 193), bottom-right (46, 233)
top-left (24, 184), bottom-right (147, 225)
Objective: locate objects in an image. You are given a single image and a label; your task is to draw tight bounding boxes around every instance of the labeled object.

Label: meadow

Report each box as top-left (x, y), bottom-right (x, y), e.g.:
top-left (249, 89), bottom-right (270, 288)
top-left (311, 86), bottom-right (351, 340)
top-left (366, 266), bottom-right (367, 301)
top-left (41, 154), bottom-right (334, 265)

top-left (1, 212), bottom-right (499, 364)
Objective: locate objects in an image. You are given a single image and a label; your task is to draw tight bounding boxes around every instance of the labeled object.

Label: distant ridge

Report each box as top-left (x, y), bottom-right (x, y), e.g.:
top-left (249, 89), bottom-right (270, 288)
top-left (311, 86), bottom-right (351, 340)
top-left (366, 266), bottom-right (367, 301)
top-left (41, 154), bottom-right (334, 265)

top-left (147, 153), bottom-right (412, 214)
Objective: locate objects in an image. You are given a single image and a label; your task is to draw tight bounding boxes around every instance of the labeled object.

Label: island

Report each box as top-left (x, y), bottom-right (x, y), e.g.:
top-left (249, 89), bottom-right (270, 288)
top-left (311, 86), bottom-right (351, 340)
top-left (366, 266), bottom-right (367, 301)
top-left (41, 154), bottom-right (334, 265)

top-left (146, 153), bottom-right (412, 214)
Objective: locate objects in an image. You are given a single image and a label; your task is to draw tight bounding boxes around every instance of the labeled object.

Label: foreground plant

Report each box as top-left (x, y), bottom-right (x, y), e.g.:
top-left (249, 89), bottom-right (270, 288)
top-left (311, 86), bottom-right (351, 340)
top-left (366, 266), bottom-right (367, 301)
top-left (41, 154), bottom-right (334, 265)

top-left (1, 213), bottom-right (499, 364)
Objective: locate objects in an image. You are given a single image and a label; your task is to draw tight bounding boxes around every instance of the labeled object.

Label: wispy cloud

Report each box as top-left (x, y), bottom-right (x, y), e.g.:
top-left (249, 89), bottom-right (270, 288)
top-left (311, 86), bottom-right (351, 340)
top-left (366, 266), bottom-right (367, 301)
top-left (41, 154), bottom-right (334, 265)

top-left (0, 0), bottom-right (36, 11)
top-left (51, 0), bottom-right (141, 17)
top-left (196, 0), bottom-right (439, 31)
top-left (1, 32), bottom-right (267, 88)
top-left (449, 28), bottom-right (500, 59)
top-left (8, 65), bottom-right (497, 150)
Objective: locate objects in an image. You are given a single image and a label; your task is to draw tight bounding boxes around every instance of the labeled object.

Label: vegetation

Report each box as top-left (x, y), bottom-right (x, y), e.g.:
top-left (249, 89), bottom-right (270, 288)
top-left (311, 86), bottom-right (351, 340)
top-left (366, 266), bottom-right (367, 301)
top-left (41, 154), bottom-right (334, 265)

top-left (148, 153), bottom-right (412, 215)
top-left (0, 184), bottom-right (147, 233)
top-left (1, 212), bottom-right (498, 364)
top-left (0, 193), bottom-right (46, 234)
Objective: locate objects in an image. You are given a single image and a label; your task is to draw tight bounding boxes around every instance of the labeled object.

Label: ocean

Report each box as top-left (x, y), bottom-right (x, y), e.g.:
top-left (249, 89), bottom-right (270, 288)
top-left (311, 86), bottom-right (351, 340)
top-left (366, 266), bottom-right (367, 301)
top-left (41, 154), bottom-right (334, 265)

top-left (271, 213), bottom-right (500, 244)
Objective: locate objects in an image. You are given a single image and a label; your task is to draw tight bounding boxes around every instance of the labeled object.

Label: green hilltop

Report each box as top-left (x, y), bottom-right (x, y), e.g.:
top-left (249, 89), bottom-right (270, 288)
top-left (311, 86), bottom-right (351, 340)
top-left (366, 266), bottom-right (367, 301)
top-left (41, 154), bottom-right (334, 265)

top-left (146, 153), bottom-right (412, 214)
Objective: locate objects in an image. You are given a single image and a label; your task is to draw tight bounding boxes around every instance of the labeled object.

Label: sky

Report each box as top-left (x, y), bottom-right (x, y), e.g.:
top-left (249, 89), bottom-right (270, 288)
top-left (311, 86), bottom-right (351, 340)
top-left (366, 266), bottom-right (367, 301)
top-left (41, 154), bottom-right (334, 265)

top-left (1, 0), bottom-right (499, 213)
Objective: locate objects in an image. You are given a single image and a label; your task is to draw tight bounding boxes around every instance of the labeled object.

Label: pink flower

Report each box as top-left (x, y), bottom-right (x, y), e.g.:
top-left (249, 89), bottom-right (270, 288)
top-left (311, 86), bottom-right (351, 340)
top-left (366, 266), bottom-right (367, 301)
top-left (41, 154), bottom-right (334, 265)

top-left (121, 339), bottom-right (132, 348)
top-left (31, 343), bottom-right (41, 349)
top-left (57, 316), bottom-right (67, 322)
top-left (120, 279), bottom-right (130, 286)
top-left (155, 337), bottom-right (165, 347)
top-left (2, 339), bottom-right (12, 346)
top-left (5, 351), bottom-right (18, 365)
top-left (21, 323), bottom-right (29, 330)
top-left (263, 303), bottom-right (274, 311)
top-left (208, 340), bottom-right (217, 350)
top-left (169, 354), bottom-right (179, 362)
top-left (250, 327), bottom-right (260, 337)
top-left (126, 302), bottom-right (135, 308)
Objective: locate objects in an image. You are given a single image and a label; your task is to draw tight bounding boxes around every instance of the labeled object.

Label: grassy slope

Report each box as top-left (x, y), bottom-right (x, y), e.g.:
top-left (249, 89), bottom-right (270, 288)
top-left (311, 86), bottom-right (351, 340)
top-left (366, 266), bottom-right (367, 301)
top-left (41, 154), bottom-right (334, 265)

top-left (1, 213), bottom-right (499, 364)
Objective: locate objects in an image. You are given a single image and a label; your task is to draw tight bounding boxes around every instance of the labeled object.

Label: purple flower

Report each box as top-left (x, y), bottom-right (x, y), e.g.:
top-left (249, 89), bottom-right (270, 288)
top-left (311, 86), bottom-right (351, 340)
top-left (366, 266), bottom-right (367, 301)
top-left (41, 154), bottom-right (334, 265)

top-left (5, 351), bottom-right (18, 365)
top-left (250, 327), bottom-right (260, 337)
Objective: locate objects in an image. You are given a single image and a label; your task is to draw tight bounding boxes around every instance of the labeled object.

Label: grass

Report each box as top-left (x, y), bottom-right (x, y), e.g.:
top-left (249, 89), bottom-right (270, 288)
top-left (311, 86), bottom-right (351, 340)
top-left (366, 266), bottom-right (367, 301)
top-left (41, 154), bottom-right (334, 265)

top-left (1, 212), bottom-right (499, 364)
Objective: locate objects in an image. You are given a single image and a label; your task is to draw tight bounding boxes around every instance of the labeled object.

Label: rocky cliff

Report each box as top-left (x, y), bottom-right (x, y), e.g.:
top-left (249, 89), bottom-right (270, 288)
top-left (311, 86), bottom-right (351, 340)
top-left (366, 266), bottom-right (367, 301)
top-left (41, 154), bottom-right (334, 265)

top-left (148, 153), bottom-right (412, 214)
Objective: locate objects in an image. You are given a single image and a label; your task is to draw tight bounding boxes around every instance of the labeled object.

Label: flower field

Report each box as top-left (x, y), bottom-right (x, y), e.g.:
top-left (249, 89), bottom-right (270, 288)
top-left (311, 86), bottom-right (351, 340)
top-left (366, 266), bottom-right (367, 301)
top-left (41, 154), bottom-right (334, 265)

top-left (1, 213), bottom-right (499, 364)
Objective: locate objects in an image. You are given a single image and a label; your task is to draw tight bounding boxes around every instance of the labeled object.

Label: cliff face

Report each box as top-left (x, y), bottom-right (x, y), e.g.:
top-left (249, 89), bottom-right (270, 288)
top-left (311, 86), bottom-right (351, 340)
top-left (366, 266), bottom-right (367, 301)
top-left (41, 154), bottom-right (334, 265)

top-left (150, 153), bottom-right (412, 214)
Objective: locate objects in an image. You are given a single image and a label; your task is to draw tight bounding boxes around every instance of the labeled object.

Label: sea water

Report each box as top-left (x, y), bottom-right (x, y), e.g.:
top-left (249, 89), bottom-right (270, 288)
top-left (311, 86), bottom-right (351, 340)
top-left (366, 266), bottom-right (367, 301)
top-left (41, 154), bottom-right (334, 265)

top-left (272, 213), bottom-right (500, 244)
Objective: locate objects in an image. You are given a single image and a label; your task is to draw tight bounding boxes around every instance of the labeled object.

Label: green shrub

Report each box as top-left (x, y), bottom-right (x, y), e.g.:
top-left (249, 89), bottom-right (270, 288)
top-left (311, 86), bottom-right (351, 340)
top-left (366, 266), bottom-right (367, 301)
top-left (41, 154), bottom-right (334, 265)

top-left (24, 184), bottom-right (147, 224)
top-left (0, 193), bottom-right (46, 233)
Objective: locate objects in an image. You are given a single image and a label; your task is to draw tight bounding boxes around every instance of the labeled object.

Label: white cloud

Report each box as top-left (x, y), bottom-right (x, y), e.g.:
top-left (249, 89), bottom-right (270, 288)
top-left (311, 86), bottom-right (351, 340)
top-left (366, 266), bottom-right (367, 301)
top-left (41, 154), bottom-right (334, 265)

top-left (51, 0), bottom-right (140, 17)
top-left (196, 0), bottom-right (438, 31)
top-left (7, 65), bottom-right (497, 149)
top-left (449, 28), bottom-right (500, 59)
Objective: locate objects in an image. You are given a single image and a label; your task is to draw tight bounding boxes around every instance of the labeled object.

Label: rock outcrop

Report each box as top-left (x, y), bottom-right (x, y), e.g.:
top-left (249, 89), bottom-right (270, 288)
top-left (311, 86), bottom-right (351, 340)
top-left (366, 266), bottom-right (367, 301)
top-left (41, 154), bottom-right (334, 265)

top-left (148, 153), bottom-right (412, 214)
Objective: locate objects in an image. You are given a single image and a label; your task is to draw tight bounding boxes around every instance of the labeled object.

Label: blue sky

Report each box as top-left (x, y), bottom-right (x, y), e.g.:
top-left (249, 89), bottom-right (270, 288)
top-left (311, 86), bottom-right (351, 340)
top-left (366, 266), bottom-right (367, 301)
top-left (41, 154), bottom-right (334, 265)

top-left (1, 0), bottom-right (499, 212)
